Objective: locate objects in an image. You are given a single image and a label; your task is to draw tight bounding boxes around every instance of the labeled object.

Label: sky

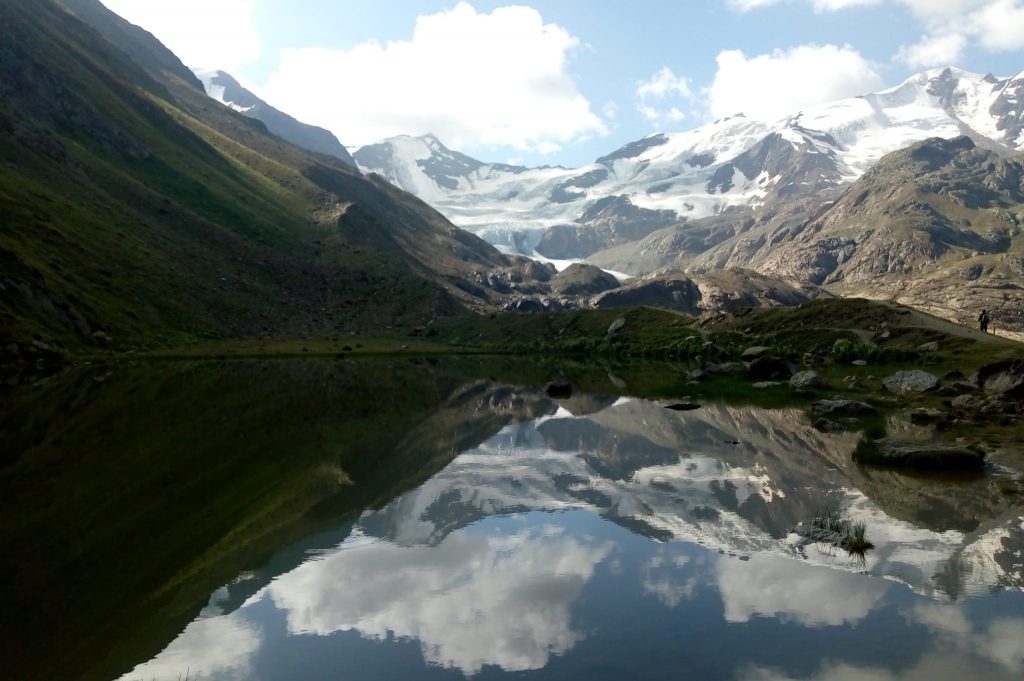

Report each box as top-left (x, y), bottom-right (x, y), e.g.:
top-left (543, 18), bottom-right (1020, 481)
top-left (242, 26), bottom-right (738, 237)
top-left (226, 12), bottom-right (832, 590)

top-left (101, 0), bottom-right (1024, 167)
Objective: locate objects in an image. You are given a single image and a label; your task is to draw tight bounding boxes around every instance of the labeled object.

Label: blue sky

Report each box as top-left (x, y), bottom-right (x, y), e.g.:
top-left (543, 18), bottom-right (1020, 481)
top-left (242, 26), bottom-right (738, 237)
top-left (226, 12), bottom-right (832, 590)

top-left (104, 0), bottom-right (1024, 167)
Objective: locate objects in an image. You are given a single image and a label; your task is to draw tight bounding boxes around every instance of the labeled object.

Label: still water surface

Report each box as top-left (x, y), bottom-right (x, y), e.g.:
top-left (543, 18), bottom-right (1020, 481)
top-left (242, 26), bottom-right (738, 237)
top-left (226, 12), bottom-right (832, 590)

top-left (2, 359), bottom-right (1022, 680)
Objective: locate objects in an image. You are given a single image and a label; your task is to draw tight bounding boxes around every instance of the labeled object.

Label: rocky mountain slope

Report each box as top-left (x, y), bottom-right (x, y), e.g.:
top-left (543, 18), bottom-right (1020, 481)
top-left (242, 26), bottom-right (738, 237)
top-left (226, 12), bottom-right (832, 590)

top-left (0, 0), bottom-right (558, 352)
top-left (593, 136), bottom-right (1024, 333)
top-left (193, 68), bottom-right (357, 168)
top-left (356, 68), bottom-right (1024, 260)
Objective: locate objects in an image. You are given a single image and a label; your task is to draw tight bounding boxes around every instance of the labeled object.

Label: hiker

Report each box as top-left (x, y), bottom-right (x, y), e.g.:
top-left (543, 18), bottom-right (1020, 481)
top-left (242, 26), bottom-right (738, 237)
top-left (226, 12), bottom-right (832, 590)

top-left (979, 309), bottom-right (990, 333)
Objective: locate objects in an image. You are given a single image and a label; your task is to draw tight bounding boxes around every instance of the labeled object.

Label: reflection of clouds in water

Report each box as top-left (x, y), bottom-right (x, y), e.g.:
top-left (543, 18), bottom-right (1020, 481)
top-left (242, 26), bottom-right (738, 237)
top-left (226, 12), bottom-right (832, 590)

top-left (117, 615), bottom-right (261, 681)
top-left (740, 655), bottom-right (1017, 681)
top-left (912, 604), bottom-right (1024, 675)
top-left (267, 527), bottom-right (612, 675)
top-left (717, 554), bottom-right (886, 626)
top-left (738, 606), bottom-right (1024, 681)
top-left (643, 550), bottom-right (702, 608)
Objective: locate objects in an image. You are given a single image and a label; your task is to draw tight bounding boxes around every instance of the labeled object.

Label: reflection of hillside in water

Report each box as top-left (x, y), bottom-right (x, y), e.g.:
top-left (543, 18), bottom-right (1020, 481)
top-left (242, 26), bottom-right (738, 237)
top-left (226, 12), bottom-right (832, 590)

top-left (362, 394), bottom-right (1024, 600)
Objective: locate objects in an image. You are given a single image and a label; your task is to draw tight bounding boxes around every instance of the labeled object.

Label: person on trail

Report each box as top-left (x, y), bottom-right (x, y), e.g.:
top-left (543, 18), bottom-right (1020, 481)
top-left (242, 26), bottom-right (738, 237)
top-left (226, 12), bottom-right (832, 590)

top-left (979, 309), bottom-right (990, 333)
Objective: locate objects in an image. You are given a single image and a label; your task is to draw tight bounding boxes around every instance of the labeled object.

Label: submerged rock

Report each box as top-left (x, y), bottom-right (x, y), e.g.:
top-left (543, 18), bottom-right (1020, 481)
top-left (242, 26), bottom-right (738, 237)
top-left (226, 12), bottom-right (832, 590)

top-left (665, 402), bottom-right (702, 411)
top-left (856, 437), bottom-right (986, 470)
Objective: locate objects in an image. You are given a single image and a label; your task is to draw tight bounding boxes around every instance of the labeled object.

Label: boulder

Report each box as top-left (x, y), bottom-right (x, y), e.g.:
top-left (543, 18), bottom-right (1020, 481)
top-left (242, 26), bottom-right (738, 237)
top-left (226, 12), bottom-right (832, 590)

top-left (545, 380), bottom-right (573, 399)
top-left (855, 438), bottom-right (986, 470)
top-left (972, 360), bottom-right (1024, 398)
top-left (741, 346), bottom-right (770, 360)
top-left (746, 356), bottom-right (795, 381)
top-left (686, 369), bottom-right (708, 382)
top-left (882, 369), bottom-right (940, 395)
top-left (789, 371), bottom-right (827, 390)
top-left (813, 418), bottom-right (847, 433)
top-left (810, 399), bottom-right (876, 417)
top-left (917, 341), bottom-right (939, 352)
top-left (851, 360), bottom-right (869, 367)
top-left (717, 362), bottom-right (747, 374)
top-left (909, 408), bottom-right (943, 424)
top-left (607, 317), bottom-right (626, 337)
top-left (951, 394), bottom-right (983, 409)
top-left (752, 381), bottom-right (782, 389)
top-left (91, 330), bottom-right (113, 346)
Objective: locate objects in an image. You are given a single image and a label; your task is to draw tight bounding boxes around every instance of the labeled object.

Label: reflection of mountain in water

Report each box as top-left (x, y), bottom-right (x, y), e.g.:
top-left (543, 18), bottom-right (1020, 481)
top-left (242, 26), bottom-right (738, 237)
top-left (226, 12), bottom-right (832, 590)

top-left (361, 397), bottom-right (1024, 600)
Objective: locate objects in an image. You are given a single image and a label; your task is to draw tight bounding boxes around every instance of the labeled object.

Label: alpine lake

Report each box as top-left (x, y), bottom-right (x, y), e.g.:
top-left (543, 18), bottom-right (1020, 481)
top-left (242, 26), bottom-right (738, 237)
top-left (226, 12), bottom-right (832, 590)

top-left (2, 356), bottom-right (1023, 681)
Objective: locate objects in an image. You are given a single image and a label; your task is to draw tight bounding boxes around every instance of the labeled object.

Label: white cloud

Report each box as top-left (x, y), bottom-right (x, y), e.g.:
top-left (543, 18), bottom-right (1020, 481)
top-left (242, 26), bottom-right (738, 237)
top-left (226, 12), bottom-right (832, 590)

top-left (635, 67), bottom-right (695, 126)
top-left (99, 0), bottom-right (261, 72)
top-left (268, 527), bottom-right (612, 675)
top-left (716, 554), bottom-right (887, 626)
top-left (811, 0), bottom-right (883, 10)
top-left (970, 0), bottom-right (1024, 50)
top-left (708, 44), bottom-right (884, 121)
top-left (727, 0), bottom-right (783, 11)
top-left (260, 2), bottom-right (606, 154)
top-left (895, 32), bottom-right (968, 66)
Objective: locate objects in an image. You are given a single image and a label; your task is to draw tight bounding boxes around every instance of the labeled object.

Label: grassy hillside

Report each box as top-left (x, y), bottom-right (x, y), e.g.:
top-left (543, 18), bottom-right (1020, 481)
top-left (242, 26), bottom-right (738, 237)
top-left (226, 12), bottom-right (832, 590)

top-left (0, 0), bottom-right (531, 357)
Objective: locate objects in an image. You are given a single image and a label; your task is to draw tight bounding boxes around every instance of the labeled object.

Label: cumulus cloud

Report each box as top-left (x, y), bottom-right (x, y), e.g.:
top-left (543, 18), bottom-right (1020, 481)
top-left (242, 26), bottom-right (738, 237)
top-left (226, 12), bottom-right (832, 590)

top-left (895, 32), bottom-right (968, 66)
top-left (259, 2), bottom-right (605, 154)
top-left (708, 45), bottom-right (884, 121)
top-left (970, 0), bottom-right (1024, 51)
top-left (636, 67), bottom-right (695, 126)
top-left (100, 0), bottom-right (261, 72)
top-left (267, 527), bottom-right (612, 675)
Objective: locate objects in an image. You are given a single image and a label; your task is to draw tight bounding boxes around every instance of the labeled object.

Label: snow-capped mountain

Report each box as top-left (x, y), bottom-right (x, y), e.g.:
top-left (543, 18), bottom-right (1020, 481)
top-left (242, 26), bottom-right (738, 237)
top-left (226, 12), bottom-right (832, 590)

top-left (355, 67), bottom-right (1024, 258)
top-left (193, 69), bottom-right (357, 168)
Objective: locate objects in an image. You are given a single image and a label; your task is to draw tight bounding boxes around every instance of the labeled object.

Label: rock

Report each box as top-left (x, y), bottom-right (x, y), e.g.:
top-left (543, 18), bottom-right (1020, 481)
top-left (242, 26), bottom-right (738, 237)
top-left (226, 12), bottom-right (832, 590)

top-left (789, 371), bottom-right (827, 390)
top-left (909, 408), bottom-right (943, 424)
top-left (752, 381), bottom-right (782, 389)
top-left (665, 402), bottom-right (702, 411)
top-left (813, 418), bottom-right (847, 433)
top-left (607, 317), bottom-right (626, 337)
top-left (980, 399), bottom-right (1020, 416)
top-left (810, 399), bottom-right (876, 417)
top-left (91, 330), bottom-right (113, 346)
top-left (31, 340), bottom-right (54, 352)
top-left (549, 263), bottom-right (620, 296)
top-left (972, 360), bottom-right (1024, 398)
top-left (851, 360), bottom-right (869, 366)
top-left (943, 369), bottom-right (966, 380)
top-left (935, 386), bottom-right (959, 397)
top-left (950, 381), bottom-right (979, 393)
top-left (741, 346), bottom-right (770, 360)
top-left (951, 394), bottom-right (983, 409)
top-left (882, 369), bottom-right (940, 395)
top-left (917, 341), bottom-right (939, 352)
top-left (545, 380), bottom-right (573, 399)
top-left (686, 369), bottom-right (708, 382)
top-left (503, 297), bottom-right (546, 312)
top-left (856, 437), bottom-right (986, 470)
top-left (746, 356), bottom-right (795, 381)
top-left (717, 362), bottom-right (747, 374)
